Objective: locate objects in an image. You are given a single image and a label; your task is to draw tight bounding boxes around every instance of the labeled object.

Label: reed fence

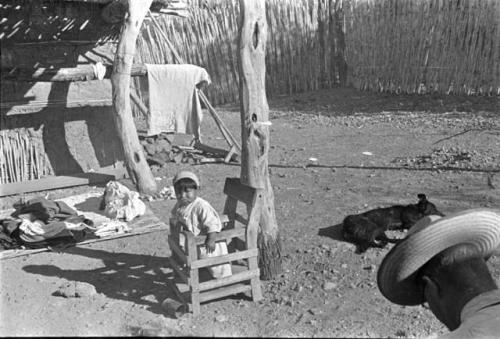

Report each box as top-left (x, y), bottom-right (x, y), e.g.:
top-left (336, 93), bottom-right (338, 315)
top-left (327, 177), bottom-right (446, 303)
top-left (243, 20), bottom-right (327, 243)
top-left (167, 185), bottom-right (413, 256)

top-left (0, 130), bottom-right (53, 184)
top-left (133, 0), bottom-right (498, 112)
top-left (345, 0), bottom-right (500, 95)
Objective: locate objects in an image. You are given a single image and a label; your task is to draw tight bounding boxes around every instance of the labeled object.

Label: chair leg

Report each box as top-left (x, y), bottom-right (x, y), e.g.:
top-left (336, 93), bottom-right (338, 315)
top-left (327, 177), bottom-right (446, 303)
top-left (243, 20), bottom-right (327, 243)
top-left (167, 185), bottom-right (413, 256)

top-left (250, 277), bottom-right (263, 301)
top-left (190, 268), bottom-right (201, 316)
top-left (187, 236), bottom-right (201, 316)
top-left (248, 257), bottom-right (263, 301)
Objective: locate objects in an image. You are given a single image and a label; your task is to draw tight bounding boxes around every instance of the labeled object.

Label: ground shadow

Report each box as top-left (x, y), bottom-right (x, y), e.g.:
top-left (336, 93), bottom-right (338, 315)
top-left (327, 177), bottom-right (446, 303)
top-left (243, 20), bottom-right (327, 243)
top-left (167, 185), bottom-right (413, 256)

top-left (22, 246), bottom-right (180, 317)
top-left (318, 222), bottom-right (368, 255)
top-left (73, 196), bottom-right (106, 217)
top-left (21, 245), bottom-right (251, 318)
top-left (318, 222), bottom-right (345, 242)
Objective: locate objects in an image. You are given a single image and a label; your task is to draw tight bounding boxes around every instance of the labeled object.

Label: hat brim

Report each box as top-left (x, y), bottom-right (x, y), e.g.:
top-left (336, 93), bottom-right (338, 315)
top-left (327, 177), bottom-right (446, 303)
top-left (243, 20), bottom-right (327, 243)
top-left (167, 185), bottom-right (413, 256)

top-left (377, 208), bottom-right (500, 306)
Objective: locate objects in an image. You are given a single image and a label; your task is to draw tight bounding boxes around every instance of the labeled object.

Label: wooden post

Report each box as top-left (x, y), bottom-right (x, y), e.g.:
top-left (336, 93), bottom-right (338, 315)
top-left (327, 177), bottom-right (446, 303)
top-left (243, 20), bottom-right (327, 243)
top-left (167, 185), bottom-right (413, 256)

top-left (238, 0), bottom-right (282, 280)
top-left (111, 0), bottom-right (157, 195)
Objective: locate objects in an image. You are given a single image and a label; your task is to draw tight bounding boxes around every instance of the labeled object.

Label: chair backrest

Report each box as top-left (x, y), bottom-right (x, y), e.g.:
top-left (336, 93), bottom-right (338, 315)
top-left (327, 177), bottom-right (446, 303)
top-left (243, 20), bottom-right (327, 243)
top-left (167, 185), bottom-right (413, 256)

top-left (223, 177), bottom-right (259, 205)
top-left (223, 177), bottom-right (262, 251)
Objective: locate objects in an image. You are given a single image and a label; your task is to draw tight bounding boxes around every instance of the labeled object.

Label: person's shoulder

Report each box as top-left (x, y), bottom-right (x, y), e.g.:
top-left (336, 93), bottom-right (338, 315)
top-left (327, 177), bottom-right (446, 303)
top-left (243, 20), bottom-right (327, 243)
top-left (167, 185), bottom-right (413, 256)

top-left (193, 197), bottom-right (217, 212)
top-left (194, 197), bottom-right (211, 207)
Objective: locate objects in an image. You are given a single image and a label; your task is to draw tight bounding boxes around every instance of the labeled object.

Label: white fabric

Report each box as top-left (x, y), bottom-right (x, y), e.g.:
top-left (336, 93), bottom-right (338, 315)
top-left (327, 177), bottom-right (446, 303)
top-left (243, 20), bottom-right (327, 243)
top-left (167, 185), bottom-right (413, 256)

top-left (17, 216), bottom-right (91, 242)
top-left (92, 62), bottom-right (106, 80)
top-left (145, 64), bottom-right (211, 137)
top-left (94, 220), bottom-right (130, 238)
top-left (19, 219), bottom-right (66, 239)
top-left (103, 181), bottom-right (146, 222)
top-left (171, 197), bottom-right (232, 279)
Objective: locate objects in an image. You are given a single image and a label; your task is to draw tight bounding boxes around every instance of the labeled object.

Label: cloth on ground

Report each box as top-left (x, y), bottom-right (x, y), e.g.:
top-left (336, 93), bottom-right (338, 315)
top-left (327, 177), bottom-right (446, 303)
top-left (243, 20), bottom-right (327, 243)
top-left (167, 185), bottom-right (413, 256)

top-left (1, 218), bottom-right (22, 236)
top-left (101, 181), bottom-right (146, 222)
top-left (94, 220), bottom-right (131, 238)
top-left (0, 226), bottom-right (22, 250)
top-left (1, 197), bottom-right (94, 250)
top-left (17, 217), bottom-right (91, 243)
top-left (12, 197), bottom-right (77, 223)
top-left (145, 64), bottom-right (211, 138)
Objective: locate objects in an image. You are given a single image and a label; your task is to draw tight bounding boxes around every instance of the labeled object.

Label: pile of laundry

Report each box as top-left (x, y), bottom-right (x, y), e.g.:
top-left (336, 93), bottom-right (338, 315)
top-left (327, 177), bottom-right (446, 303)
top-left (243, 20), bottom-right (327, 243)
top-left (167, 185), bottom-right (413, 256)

top-left (0, 197), bottom-right (95, 250)
top-left (0, 182), bottom-right (149, 251)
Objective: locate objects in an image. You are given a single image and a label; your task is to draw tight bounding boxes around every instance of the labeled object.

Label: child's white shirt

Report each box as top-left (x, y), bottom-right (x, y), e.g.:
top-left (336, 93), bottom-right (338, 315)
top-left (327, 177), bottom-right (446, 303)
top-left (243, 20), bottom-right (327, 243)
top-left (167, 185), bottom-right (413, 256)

top-left (171, 196), bottom-right (232, 279)
top-left (171, 197), bottom-right (222, 236)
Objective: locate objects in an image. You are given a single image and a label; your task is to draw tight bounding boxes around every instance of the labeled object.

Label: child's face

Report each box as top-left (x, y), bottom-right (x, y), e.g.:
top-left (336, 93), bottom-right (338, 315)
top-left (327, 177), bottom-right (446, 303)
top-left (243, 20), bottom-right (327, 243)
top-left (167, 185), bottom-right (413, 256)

top-left (175, 186), bottom-right (197, 206)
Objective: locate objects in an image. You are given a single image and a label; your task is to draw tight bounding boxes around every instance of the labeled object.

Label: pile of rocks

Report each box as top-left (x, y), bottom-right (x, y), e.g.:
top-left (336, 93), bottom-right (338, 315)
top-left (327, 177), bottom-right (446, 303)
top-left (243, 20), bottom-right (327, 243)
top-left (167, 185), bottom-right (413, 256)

top-left (392, 146), bottom-right (498, 170)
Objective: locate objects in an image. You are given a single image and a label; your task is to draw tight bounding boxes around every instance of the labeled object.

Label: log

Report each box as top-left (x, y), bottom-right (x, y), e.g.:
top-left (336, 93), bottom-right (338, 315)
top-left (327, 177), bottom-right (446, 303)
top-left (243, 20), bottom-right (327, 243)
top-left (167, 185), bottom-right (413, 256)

top-left (238, 0), bottom-right (282, 280)
top-left (64, 0), bottom-right (181, 6)
top-left (110, 0), bottom-right (157, 195)
top-left (1, 64), bottom-right (147, 82)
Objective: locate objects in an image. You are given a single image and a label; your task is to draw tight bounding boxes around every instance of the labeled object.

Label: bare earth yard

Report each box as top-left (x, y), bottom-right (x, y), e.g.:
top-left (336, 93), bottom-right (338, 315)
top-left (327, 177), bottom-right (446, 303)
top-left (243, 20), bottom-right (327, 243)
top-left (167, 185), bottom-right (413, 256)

top-left (1, 88), bottom-right (499, 337)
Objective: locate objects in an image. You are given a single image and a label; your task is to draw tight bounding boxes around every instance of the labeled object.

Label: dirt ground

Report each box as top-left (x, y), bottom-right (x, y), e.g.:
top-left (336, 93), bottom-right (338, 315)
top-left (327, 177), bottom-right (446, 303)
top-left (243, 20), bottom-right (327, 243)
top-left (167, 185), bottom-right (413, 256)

top-left (1, 88), bottom-right (499, 337)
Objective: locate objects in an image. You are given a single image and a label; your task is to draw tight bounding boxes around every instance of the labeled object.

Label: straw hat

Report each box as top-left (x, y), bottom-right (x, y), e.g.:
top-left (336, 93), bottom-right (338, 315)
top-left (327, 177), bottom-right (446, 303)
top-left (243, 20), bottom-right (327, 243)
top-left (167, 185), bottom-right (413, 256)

top-left (377, 208), bottom-right (500, 306)
top-left (172, 171), bottom-right (200, 187)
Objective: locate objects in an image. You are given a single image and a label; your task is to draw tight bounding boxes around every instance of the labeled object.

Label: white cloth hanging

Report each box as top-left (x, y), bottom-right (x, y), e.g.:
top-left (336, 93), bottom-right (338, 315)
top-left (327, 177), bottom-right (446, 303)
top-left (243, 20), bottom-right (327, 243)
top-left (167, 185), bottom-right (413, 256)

top-left (145, 64), bottom-right (211, 138)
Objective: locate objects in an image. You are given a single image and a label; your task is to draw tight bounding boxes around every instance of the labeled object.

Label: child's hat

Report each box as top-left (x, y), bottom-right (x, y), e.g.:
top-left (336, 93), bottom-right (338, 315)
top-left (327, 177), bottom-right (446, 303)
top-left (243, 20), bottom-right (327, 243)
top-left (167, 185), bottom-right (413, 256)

top-left (173, 171), bottom-right (200, 187)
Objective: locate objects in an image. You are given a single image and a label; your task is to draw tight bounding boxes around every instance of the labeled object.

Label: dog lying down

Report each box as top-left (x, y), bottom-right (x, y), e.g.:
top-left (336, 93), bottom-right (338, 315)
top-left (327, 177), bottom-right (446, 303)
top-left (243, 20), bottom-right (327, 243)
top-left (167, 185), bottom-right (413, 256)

top-left (342, 194), bottom-right (444, 254)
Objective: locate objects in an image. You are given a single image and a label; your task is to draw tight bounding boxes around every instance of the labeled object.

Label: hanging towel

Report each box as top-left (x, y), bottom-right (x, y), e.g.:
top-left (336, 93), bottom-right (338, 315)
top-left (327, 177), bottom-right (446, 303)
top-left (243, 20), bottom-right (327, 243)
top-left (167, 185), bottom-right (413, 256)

top-left (145, 64), bottom-right (211, 138)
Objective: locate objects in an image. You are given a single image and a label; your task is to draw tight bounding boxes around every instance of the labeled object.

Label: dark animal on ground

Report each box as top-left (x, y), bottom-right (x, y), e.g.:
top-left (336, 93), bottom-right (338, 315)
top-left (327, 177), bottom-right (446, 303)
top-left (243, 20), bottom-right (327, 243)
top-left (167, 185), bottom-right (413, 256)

top-left (342, 194), bottom-right (444, 254)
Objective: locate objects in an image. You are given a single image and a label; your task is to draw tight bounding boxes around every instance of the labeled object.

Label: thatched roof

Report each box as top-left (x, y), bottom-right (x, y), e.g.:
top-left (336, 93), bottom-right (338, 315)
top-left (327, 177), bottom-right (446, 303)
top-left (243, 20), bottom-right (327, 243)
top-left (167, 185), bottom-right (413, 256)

top-left (0, 0), bottom-right (188, 46)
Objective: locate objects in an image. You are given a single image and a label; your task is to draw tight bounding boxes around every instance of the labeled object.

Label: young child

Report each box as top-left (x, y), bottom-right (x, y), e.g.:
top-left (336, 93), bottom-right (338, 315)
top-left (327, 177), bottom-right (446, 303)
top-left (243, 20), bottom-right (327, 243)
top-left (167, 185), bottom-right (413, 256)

top-left (170, 170), bottom-right (232, 279)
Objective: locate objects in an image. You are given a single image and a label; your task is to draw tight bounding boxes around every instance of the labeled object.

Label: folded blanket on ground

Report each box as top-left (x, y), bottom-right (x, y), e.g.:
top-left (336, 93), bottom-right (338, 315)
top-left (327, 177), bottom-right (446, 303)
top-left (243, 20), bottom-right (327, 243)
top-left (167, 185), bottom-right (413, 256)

top-left (145, 64), bottom-right (211, 137)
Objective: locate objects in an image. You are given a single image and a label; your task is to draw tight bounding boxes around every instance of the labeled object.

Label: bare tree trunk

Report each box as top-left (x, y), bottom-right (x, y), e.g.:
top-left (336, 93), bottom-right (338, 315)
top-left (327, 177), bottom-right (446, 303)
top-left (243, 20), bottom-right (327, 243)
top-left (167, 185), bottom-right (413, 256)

top-left (238, 0), bottom-right (282, 280)
top-left (111, 0), bottom-right (157, 195)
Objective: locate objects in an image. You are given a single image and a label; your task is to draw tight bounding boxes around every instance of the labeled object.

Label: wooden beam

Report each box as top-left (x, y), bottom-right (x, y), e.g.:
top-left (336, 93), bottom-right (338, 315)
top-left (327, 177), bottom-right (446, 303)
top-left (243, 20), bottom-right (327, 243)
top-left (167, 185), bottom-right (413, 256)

top-left (63, 0), bottom-right (181, 6)
top-left (0, 169), bottom-right (125, 197)
top-left (190, 248), bottom-right (258, 269)
top-left (1, 64), bottom-right (147, 82)
top-left (199, 269), bottom-right (259, 292)
top-left (110, 0), bottom-right (157, 195)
